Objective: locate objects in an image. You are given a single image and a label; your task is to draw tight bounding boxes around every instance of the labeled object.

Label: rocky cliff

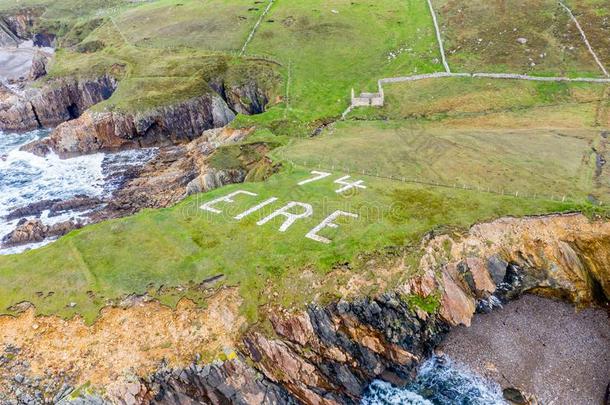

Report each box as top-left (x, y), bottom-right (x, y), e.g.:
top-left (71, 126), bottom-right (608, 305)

top-left (143, 213), bottom-right (610, 404)
top-left (94, 126), bottom-right (276, 220)
top-left (21, 94), bottom-right (234, 156)
top-left (2, 213), bottom-right (608, 404)
top-left (0, 8), bottom-right (42, 40)
top-left (0, 75), bottom-right (117, 132)
top-left (19, 80), bottom-right (271, 157)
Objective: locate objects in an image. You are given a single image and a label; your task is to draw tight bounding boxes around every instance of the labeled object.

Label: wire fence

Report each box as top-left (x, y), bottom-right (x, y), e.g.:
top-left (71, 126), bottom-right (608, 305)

top-left (277, 153), bottom-right (606, 207)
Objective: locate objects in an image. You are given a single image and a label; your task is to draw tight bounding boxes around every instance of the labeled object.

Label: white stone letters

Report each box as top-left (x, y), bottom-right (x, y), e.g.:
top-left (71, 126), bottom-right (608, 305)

top-left (234, 197), bottom-right (278, 220)
top-left (199, 171), bottom-right (363, 243)
top-left (334, 175), bottom-right (367, 194)
top-left (257, 202), bottom-right (313, 232)
top-left (200, 190), bottom-right (257, 214)
top-left (298, 171), bottom-right (332, 186)
top-left (306, 211), bottom-right (358, 244)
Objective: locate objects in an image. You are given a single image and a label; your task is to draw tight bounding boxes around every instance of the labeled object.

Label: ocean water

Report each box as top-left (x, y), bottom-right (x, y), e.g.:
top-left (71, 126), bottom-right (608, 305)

top-left (0, 129), bottom-right (156, 254)
top-left (362, 356), bottom-right (506, 405)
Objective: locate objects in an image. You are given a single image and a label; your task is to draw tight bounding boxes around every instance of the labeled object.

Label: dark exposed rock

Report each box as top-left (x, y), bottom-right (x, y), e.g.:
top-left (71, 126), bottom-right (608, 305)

top-left (22, 93), bottom-right (235, 157)
top-left (0, 8), bottom-right (42, 40)
top-left (487, 255), bottom-right (508, 285)
top-left (210, 79), bottom-right (269, 115)
top-left (5, 199), bottom-right (61, 220)
top-left (28, 52), bottom-right (48, 81)
top-left (0, 20), bottom-right (19, 46)
top-left (48, 195), bottom-right (103, 217)
top-left (5, 196), bottom-right (102, 221)
top-left (146, 358), bottom-right (296, 405)
top-left (91, 127), bottom-right (270, 221)
top-left (1, 75), bottom-right (117, 132)
top-left (33, 32), bottom-right (55, 48)
top-left (502, 387), bottom-right (527, 404)
top-left (20, 76), bottom-right (273, 157)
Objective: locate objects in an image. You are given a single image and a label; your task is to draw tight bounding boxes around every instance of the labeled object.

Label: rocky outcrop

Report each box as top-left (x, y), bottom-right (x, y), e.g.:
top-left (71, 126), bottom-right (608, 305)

top-left (22, 93), bottom-right (236, 157)
top-left (28, 52), bottom-right (47, 80)
top-left (0, 21), bottom-right (19, 46)
top-left (95, 127), bottom-right (259, 219)
top-left (210, 79), bottom-right (269, 115)
top-left (0, 8), bottom-right (42, 40)
top-left (1, 218), bottom-right (81, 247)
top-left (20, 76), bottom-right (275, 157)
top-left (144, 213), bottom-right (610, 404)
top-left (1, 127), bottom-right (274, 247)
top-left (4, 195), bottom-right (102, 222)
top-left (0, 75), bottom-right (117, 132)
top-left (2, 214), bottom-right (609, 404)
top-left (143, 358), bottom-right (297, 405)
top-left (0, 7), bottom-right (51, 47)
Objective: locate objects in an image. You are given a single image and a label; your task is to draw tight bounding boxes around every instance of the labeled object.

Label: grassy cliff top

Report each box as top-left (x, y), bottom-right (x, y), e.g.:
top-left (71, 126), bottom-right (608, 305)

top-left (0, 0), bottom-right (609, 325)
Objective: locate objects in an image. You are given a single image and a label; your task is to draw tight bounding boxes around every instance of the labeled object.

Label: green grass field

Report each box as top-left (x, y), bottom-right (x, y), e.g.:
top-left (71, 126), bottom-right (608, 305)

top-left (114, 0), bottom-right (268, 51)
top-left (0, 167), bottom-right (593, 323)
top-left (0, 0), bottom-right (609, 326)
top-left (350, 77), bottom-right (607, 120)
top-left (244, 0), bottom-right (443, 124)
top-left (282, 120), bottom-right (601, 201)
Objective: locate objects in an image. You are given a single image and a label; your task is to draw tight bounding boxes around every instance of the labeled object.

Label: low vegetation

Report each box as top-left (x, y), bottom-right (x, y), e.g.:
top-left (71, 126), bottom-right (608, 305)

top-left (0, 0), bottom-right (608, 328)
top-left (0, 167), bottom-right (594, 323)
top-left (435, 0), bottom-right (604, 76)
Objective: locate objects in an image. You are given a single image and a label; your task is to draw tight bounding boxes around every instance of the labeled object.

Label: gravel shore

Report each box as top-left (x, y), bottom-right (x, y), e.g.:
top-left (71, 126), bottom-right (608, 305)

top-left (438, 294), bottom-right (610, 404)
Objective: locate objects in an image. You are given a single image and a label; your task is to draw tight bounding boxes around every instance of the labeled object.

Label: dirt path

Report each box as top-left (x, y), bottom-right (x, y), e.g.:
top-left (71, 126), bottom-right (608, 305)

top-left (438, 295), bottom-right (610, 404)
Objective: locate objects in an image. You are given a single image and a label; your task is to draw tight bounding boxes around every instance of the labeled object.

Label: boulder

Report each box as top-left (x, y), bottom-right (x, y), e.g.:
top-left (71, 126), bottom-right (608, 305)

top-left (1, 218), bottom-right (82, 247)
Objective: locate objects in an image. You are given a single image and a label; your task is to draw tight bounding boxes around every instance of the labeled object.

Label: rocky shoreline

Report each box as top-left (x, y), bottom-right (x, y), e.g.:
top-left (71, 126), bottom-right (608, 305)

top-left (0, 125), bottom-right (276, 251)
top-left (0, 213), bottom-right (608, 404)
top-left (439, 294), bottom-right (610, 404)
top-left (0, 5), bottom-right (280, 251)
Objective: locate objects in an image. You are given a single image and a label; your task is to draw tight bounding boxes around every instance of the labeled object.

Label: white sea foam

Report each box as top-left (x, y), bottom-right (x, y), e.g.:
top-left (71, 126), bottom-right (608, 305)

top-left (0, 129), bottom-right (156, 254)
top-left (362, 381), bottom-right (433, 405)
top-left (362, 355), bottom-right (507, 405)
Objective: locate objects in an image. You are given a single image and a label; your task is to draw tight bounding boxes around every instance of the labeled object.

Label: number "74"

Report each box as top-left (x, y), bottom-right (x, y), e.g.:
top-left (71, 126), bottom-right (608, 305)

top-left (297, 171), bottom-right (367, 194)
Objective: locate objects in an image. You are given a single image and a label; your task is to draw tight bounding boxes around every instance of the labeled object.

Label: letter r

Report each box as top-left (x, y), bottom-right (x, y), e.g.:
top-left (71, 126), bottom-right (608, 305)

top-left (257, 202), bottom-right (313, 232)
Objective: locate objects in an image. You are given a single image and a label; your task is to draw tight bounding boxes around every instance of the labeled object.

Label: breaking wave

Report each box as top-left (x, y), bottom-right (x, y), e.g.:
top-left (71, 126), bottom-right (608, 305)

top-left (362, 355), bottom-right (506, 405)
top-left (0, 129), bottom-right (156, 254)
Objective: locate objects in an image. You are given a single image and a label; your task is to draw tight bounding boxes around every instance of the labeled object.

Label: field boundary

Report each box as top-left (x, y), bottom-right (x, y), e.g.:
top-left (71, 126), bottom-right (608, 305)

top-left (344, 72), bottom-right (610, 118)
top-left (240, 0), bottom-right (274, 56)
top-left (558, 0), bottom-right (609, 77)
top-left (278, 154), bottom-right (605, 206)
top-left (347, 0), bottom-right (610, 116)
top-left (426, 0), bottom-right (450, 73)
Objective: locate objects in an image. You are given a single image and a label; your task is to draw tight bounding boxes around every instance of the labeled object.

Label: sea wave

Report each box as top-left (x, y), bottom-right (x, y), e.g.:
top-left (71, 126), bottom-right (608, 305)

top-left (362, 355), bottom-right (506, 405)
top-left (0, 129), bottom-right (157, 254)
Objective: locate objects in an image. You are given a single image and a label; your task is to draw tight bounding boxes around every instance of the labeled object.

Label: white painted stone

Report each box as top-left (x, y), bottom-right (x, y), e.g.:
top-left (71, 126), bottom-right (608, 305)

top-left (298, 171), bottom-right (332, 186)
top-left (234, 197), bottom-right (278, 220)
top-left (200, 190), bottom-right (257, 214)
top-left (334, 175), bottom-right (367, 194)
top-left (257, 201), bottom-right (313, 232)
top-left (306, 210), bottom-right (358, 244)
